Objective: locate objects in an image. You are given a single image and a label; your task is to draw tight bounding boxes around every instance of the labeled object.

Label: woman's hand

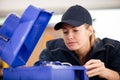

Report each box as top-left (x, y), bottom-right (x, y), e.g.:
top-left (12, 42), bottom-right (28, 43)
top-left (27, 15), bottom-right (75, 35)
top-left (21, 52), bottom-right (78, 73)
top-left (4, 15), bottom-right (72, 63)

top-left (84, 59), bottom-right (105, 78)
top-left (84, 59), bottom-right (120, 80)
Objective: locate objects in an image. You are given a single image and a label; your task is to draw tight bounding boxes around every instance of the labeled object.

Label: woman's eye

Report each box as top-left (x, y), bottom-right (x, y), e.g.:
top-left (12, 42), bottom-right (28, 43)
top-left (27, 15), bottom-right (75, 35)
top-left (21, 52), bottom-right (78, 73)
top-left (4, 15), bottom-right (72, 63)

top-left (73, 30), bottom-right (79, 32)
top-left (63, 31), bottom-right (68, 34)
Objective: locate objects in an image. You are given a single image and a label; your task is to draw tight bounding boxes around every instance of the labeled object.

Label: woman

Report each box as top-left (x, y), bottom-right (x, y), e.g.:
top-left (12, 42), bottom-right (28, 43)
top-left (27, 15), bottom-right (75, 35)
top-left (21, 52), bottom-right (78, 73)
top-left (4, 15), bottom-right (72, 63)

top-left (35, 5), bottom-right (120, 80)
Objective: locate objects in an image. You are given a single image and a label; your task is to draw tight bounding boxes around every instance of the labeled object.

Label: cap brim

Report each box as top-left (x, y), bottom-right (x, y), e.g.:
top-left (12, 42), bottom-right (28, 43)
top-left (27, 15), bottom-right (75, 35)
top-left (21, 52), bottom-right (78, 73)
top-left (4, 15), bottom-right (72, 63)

top-left (54, 20), bottom-right (84, 30)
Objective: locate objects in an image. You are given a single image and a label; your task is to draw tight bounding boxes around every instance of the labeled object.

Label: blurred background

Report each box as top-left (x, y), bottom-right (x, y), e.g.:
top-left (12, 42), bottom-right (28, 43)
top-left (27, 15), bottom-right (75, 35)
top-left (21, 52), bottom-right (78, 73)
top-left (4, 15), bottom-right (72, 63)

top-left (0, 0), bottom-right (120, 71)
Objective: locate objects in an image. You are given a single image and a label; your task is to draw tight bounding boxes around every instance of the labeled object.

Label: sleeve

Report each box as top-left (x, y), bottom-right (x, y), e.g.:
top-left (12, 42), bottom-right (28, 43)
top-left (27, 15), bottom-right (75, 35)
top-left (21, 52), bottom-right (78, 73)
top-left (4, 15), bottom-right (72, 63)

top-left (34, 48), bottom-right (53, 66)
top-left (34, 38), bottom-right (64, 66)
top-left (110, 44), bottom-right (120, 74)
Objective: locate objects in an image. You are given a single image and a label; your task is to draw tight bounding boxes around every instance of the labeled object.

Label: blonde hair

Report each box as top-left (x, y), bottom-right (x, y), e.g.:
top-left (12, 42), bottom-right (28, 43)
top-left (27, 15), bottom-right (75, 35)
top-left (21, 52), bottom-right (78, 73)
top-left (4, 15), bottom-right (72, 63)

top-left (84, 23), bottom-right (96, 48)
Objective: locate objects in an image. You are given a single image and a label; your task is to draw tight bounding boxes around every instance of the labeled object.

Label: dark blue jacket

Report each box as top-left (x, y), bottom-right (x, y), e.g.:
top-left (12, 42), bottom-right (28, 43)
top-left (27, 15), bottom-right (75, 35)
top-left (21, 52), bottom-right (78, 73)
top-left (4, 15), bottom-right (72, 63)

top-left (35, 38), bottom-right (120, 80)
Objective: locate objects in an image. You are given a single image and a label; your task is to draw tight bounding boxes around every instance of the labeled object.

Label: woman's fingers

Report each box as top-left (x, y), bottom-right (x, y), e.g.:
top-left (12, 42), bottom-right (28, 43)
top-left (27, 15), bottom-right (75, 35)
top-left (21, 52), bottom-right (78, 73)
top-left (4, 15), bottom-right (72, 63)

top-left (84, 59), bottom-right (106, 77)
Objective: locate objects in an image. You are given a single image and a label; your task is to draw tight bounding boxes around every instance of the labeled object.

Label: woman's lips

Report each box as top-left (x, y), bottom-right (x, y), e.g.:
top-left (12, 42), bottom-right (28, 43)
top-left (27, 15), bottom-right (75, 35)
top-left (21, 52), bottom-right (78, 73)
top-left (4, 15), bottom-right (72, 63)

top-left (67, 42), bottom-right (75, 46)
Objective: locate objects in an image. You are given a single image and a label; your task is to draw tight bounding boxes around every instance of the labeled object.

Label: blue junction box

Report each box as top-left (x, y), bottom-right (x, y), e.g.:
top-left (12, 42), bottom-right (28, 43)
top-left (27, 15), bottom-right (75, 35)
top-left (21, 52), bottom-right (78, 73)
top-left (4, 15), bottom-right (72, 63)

top-left (3, 65), bottom-right (89, 80)
top-left (0, 5), bottom-right (89, 80)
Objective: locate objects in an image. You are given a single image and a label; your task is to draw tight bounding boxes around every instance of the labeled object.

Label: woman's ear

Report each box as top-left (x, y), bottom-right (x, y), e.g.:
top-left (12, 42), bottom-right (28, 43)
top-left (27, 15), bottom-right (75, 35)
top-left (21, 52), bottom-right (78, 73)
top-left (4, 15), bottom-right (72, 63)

top-left (88, 25), bottom-right (94, 36)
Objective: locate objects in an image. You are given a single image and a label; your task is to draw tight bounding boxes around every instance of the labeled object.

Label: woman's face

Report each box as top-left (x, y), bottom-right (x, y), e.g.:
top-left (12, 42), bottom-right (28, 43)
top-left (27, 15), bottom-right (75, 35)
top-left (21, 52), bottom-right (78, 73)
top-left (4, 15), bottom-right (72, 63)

top-left (62, 23), bottom-right (92, 51)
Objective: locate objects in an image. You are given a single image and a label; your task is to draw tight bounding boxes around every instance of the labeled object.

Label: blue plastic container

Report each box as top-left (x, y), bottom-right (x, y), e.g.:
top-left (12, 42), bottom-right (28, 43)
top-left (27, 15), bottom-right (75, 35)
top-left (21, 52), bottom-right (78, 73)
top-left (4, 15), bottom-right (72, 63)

top-left (3, 65), bottom-right (89, 80)
top-left (0, 5), bottom-right (53, 67)
top-left (0, 5), bottom-right (89, 80)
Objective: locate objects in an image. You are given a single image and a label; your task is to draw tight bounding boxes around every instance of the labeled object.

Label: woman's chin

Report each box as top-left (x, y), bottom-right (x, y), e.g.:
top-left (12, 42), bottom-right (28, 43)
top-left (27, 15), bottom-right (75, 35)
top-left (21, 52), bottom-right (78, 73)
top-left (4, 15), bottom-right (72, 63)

top-left (68, 46), bottom-right (78, 51)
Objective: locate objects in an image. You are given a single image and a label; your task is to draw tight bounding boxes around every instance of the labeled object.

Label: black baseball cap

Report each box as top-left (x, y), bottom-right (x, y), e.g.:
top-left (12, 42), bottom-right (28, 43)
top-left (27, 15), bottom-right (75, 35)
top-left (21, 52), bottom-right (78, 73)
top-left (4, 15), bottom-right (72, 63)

top-left (54, 5), bottom-right (92, 30)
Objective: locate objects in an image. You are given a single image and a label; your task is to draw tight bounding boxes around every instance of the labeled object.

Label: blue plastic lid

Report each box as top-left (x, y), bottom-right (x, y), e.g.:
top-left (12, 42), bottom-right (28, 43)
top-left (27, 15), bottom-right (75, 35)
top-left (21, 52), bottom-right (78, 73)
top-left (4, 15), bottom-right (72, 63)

top-left (0, 5), bottom-right (53, 67)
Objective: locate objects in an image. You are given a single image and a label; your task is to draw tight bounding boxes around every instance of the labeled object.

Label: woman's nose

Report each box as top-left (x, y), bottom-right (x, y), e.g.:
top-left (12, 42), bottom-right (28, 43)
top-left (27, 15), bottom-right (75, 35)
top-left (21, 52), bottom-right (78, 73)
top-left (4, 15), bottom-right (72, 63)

top-left (67, 32), bottom-right (73, 39)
